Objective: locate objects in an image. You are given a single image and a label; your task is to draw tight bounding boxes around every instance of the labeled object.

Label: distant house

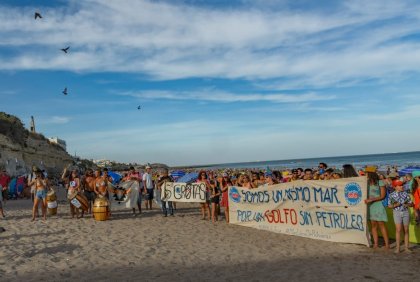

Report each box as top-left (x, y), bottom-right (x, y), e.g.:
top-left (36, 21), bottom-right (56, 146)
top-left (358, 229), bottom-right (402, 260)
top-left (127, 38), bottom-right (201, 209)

top-left (93, 159), bottom-right (112, 168)
top-left (48, 137), bottom-right (67, 151)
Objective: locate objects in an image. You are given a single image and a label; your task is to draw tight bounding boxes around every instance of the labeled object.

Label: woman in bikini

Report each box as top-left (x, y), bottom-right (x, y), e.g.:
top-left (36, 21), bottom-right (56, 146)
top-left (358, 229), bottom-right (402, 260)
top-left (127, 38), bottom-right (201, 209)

top-left (28, 170), bottom-right (48, 221)
top-left (67, 170), bottom-right (81, 219)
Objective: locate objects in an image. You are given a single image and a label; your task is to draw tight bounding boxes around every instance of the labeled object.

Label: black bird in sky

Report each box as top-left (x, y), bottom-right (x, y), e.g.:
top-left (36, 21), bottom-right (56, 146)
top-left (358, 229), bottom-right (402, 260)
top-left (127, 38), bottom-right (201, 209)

top-left (137, 105), bottom-right (141, 110)
top-left (34, 12), bottom-right (42, 20)
top-left (62, 87), bottom-right (68, 95)
top-left (61, 47), bottom-right (70, 53)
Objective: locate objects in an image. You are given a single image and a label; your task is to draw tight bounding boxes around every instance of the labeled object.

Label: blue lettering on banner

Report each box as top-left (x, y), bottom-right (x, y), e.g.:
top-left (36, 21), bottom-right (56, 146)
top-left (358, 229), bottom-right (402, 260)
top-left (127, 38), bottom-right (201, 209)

top-left (237, 210), bottom-right (266, 222)
top-left (312, 187), bottom-right (340, 204)
top-left (241, 190), bottom-right (270, 203)
top-left (299, 211), bottom-right (313, 226)
top-left (270, 186), bottom-right (340, 204)
top-left (315, 211), bottom-right (364, 231)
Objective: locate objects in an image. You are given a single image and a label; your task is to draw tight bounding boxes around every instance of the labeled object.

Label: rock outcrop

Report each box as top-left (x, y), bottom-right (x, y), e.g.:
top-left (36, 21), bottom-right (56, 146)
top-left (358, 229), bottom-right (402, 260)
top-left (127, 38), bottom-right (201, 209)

top-left (0, 112), bottom-right (73, 177)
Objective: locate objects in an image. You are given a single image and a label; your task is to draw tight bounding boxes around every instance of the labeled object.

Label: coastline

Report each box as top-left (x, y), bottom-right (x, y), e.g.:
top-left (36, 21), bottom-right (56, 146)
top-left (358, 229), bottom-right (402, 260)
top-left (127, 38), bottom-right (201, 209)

top-left (170, 150), bottom-right (420, 170)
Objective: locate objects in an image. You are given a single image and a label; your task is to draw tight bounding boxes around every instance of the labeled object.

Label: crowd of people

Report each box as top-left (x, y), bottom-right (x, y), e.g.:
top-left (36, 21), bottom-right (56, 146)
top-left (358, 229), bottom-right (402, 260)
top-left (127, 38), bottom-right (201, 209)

top-left (0, 162), bottom-right (420, 251)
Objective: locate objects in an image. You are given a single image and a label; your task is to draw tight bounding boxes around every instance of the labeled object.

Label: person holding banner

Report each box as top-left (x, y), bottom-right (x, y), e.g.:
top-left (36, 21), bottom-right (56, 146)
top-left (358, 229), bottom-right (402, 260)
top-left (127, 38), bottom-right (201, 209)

top-left (157, 168), bottom-right (174, 217)
top-left (242, 174), bottom-right (255, 189)
top-left (364, 169), bottom-right (390, 249)
top-left (219, 173), bottom-right (231, 223)
top-left (197, 171), bottom-right (211, 220)
top-left (412, 171), bottom-right (420, 225)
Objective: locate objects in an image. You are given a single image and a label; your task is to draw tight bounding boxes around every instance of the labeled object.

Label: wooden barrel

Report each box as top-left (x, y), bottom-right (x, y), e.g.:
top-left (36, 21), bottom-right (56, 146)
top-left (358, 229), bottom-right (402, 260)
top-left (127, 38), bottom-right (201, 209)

top-left (46, 190), bottom-right (57, 215)
top-left (93, 196), bottom-right (109, 221)
top-left (75, 193), bottom-right (89, 212)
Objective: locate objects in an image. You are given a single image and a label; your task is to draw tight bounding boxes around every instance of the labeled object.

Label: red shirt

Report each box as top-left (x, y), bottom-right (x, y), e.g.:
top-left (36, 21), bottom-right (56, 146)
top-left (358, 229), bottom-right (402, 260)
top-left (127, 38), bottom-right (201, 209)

top-left (0, 174), bottom-right (11, 188)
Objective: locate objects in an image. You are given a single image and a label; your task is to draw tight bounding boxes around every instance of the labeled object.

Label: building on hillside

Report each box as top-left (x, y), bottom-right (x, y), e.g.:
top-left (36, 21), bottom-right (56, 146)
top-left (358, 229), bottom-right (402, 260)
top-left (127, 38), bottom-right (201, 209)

top-left (93, 159), bottom-right (112, 167)
top-left (48, 137), bottom-right (67, 151)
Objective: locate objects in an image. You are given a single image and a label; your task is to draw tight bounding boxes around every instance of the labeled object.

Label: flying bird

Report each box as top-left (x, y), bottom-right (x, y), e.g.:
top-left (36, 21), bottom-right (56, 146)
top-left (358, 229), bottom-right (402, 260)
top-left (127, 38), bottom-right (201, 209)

top-left (34, 12), bottom-right (42, 19)
top-left (61, 47), bottom-right (70, 53)
top-left (62, 87), bottom-right (68, 95)
top-left (137, 105), bottom-right (141, 110)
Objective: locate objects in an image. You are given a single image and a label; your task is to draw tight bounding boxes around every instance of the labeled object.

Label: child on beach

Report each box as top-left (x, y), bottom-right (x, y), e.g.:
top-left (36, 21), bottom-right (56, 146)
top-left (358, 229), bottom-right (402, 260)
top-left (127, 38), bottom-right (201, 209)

top-left (388, 180), bottom-right (414, 253)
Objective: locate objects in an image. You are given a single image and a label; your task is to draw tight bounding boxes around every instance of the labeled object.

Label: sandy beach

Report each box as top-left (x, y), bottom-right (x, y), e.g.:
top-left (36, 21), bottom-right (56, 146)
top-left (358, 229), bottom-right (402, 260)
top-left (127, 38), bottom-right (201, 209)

top-left (0, 187), bottom-right (418, 282)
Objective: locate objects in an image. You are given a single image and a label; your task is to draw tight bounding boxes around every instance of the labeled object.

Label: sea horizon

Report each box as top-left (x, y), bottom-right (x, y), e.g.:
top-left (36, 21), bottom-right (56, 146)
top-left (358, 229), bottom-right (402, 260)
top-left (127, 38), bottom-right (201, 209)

top-left (173, 150), bottom-right (420, 170)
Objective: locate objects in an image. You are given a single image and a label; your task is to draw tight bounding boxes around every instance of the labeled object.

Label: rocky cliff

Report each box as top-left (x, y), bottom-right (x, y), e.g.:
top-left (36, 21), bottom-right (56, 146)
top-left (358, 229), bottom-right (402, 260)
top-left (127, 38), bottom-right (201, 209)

top-left (0, 112), bottom-right (73, 177)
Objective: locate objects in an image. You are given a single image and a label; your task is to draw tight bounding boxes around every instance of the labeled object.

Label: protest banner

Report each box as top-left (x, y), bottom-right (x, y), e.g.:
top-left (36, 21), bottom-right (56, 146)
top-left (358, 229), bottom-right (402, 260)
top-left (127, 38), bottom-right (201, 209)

top-left (229, 177), bottom-right (370, 245)
top-left (161, 182), bottom-right (206, 203)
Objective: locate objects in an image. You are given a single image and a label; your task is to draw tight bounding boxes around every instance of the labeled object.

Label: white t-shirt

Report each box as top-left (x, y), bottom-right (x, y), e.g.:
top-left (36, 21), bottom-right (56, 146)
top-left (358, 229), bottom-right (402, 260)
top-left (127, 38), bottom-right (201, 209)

top-left (142, 173), bottom-right (153, 189)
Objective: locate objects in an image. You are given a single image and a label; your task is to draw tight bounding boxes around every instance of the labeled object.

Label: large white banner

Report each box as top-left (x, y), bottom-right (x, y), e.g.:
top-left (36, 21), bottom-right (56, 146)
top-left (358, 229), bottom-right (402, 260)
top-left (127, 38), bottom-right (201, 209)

top-left (161, 182), bottom-right (206, 203)
top-left (229, 177), bottom-right (369, 245)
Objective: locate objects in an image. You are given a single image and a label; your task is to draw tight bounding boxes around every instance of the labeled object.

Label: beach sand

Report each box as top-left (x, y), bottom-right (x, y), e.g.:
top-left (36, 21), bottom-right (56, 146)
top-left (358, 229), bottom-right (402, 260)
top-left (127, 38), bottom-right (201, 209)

top-left (0, 188), bottom-right (418, 281)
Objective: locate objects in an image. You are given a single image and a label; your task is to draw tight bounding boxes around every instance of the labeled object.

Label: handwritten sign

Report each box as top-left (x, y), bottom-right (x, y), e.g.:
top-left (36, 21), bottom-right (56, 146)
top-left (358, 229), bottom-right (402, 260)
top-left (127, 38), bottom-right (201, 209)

top-left (229, 177), bottom-right (369, 245)
top-left (162, 182), bottom-right (206, 203)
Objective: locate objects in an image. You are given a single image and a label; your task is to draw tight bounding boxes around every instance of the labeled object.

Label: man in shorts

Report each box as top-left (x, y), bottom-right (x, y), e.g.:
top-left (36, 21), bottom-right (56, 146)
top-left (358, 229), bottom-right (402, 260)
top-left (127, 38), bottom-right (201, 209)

top-left (82, 169), bottom-right (96, 214)
top-left (142, 165), bottom-right (154, 210)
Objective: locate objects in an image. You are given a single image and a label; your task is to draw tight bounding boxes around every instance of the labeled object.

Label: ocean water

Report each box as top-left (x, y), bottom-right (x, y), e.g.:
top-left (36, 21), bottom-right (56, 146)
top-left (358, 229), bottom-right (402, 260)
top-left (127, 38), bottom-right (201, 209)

top-left (207, 151), bottom-right (420, 170)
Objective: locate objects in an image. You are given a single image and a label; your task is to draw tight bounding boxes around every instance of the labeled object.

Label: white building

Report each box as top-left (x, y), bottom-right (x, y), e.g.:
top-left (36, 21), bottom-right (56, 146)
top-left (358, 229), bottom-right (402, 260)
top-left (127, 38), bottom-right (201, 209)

top-left (93, 159), bottom-right (112, 167)
top-left (48, 137), bottom-right (67, 151)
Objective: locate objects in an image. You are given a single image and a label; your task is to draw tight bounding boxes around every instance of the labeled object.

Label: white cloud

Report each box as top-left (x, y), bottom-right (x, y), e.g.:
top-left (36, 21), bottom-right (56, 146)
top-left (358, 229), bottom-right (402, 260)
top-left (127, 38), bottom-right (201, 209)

top-left (0, 0), bottom-right (420, 87)
top-left (118, 90), bottom-right (335, 103)
top-left (47, 116), bottom-right (71, 124)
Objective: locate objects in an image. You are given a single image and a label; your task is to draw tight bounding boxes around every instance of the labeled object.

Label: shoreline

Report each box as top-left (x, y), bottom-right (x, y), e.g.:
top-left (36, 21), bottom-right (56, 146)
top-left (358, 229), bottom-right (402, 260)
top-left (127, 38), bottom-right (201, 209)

top-left (169, 150), bottom-right (420, 170)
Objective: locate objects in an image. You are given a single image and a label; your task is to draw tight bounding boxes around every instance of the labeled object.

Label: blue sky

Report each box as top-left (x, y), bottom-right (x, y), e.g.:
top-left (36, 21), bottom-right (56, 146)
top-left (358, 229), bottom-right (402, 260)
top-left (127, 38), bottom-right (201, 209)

top-left (1, 0), bottom-right (420, 166)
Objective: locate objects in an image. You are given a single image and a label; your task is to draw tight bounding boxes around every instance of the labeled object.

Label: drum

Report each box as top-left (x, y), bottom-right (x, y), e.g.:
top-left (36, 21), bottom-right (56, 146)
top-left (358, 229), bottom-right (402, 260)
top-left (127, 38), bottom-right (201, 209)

top-left (46, 190), bottom-right (57, 215)
top-left (69, 192), bottom-right (89, 212)
top-left (93, 196), bottom-right (110, 221)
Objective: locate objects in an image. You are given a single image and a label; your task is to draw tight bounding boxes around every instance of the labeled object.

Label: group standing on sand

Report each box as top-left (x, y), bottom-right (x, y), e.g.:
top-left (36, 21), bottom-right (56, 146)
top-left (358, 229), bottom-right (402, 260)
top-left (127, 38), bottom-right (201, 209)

top-left (1, 161), bottom-right (420, 252)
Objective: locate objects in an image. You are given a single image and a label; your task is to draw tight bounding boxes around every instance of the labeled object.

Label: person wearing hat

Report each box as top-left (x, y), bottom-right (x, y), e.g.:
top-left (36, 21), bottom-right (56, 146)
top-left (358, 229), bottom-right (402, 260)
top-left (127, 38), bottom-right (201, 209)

top-left (142, 165), bottom-right (154, 210)
top-left (364, 169), bottom-right (390, 249)
top-left (388, 179), bottom-right (414, 253)
top-left (411, 170), bottom-right (420, 225)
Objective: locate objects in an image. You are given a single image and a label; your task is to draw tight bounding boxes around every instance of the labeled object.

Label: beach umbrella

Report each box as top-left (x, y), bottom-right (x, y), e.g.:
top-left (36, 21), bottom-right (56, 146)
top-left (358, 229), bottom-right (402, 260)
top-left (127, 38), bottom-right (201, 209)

top-left (108, 171), bottom-right (122, 184)
top-left (398, 166), bottom-right (420, 176)
top-left (170, 170), bottom-right (186, 179)
top-left (176, 172), bottom-right (199, 184)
